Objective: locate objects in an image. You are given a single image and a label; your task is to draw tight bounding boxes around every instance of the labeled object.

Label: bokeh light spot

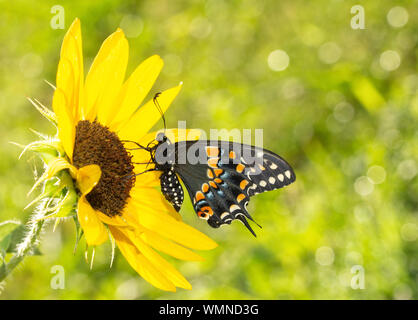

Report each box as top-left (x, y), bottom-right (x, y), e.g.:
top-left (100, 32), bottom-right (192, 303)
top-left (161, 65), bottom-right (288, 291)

top-left (400, 223), bottom-right (418, 242)
top-left (379, 50), bottom-right (401, 71)
top-left (318, 42), bottom-right (341, 64)
top-left (116, 279), bottom-right (140, 299)
top-left (267, 49), bottom-right (290, 71)
top-left (387, 7), bottom-right (409, 28)
top-left (282, 78), bottom-right (304, 100)
top-left (315, 246), bottom-right (335, 266)
top-left (354, 176), bottom-right (374, 196)
top-left (397, 159), bottom-right (417, 180)
top-left (367, 165), bottom-right (386, 184)
top-left (189, 17), bottom-right (212, 39)
top-left (333, 102), bottom-right (354, 123)
top-left (120, 15), bottom-right (144, 38)
top-left (393, 284), bottom-right (412, 300)
top-left (354, 205), bottom-right (374, 223)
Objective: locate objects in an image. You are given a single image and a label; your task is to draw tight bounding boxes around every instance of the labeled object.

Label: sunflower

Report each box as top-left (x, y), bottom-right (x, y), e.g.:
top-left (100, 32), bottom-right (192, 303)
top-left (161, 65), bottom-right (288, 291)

top-left (25, 18), bottom-right (217, 292)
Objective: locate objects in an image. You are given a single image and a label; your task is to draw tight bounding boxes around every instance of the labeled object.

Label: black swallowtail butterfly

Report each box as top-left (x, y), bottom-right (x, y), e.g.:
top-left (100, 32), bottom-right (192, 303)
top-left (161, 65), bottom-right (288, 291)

top-left (131, 94), bottom-right (296, 236)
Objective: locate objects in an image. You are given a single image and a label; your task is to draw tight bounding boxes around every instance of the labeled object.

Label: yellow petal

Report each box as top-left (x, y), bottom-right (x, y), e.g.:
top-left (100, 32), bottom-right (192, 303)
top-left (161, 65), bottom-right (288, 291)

top-left (96, 210), bottom-right (130, 227)
top-left (124, 228), bottom-right (192, 290)
top-left (121, 208), bottom-right (146, 232)
top-left (136, 128), bottom-right (202, 145)
top-left (161, 128), bottom-right (202, 143)
top-left (55, 57), bottom-right (74, 115)
top-left (52, 88), bottom-right (74, 159)
top-left (84, 29), bottom-right (129, 122)
top-left (110, 226), bottom-right (176, 292)
top-left (108, 55), bottom-right (164, 131)
top-left (118, 83), bottom-right (183, 142)
top-left (130, 187), bottom-right (182, 221)
top-left (133, 168), bottom-right (161, 188)
top-left (59, 18), bottom-right (84, 122)
top-left (76, 164), bottom-right (101, 195)
top-left (140, 230), bottom-right (204, 262)
top-left (130, 200), bottom-right (218, 250)
top-left (77, 196), bottom-right (108, 246)
top-left (129, 145), bottom-right (153, 166)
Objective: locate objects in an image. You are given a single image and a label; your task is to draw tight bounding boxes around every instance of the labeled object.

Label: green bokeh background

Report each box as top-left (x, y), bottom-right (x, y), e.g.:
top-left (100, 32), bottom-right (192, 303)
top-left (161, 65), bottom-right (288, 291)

top-left (0, 0), bottom-right (417, 299)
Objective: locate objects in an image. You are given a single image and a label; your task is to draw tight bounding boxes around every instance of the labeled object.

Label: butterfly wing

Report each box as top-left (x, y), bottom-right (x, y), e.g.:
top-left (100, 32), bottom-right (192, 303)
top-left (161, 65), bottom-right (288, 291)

top-left (171, 140), bottom-right (295, 235)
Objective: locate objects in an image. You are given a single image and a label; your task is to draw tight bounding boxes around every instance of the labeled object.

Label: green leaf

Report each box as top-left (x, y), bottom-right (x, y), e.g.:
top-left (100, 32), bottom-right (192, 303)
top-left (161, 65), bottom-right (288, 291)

top-left (0, 256), bottom-right (5, 274)
top-left (0, 234), bottom-right (12, 258)
top-left (6, 225), bottom-right (42, 256)
top-left (0, 220), bottom-right (22, 257)
top-left (0, 220), bottom-right (21, 239)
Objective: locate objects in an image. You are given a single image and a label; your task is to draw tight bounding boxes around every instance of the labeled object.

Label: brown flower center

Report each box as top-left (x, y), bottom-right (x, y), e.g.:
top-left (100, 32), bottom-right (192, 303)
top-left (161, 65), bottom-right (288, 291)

top-left (72, 120), bottom-right (135, 216)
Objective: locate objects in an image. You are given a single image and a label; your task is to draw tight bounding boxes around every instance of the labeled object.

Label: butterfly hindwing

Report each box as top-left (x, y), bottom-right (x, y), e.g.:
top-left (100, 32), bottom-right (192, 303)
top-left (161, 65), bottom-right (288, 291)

top-left (239, 146), bottom-right (296, 196)
top-left (170, 140), bottom-right (295, 235)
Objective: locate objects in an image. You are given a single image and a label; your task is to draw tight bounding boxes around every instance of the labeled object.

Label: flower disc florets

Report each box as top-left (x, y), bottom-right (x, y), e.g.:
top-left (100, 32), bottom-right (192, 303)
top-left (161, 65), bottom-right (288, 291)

top-left (72, 120), bottom-right (135, 216)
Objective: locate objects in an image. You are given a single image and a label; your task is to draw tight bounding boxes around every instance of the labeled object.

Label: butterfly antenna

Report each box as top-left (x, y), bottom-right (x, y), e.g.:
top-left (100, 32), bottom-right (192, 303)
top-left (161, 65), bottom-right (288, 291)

top-left (153, 92), bottom-right (166, 135)
top-left (120, 140), bottom-right (150, 151)
top-left (122, 168), bottom-right (157, 181)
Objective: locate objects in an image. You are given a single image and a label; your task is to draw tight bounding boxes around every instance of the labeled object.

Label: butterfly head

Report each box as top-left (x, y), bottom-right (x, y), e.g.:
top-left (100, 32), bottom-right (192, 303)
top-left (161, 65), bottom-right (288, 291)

top-left (156, 132), bottom-right (168, 143)
top-left (151, 132), bottom-right (175, 169)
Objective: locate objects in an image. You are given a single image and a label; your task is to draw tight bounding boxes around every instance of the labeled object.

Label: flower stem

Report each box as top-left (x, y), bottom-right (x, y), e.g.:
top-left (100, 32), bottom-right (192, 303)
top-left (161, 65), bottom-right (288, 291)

top-left (0, 200), bottom-right (47, 283)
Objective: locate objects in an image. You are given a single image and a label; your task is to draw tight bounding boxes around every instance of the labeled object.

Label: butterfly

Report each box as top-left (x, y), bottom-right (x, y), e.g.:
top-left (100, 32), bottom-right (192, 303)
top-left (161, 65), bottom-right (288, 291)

top-left (131, 95), bottom-right (296, 236)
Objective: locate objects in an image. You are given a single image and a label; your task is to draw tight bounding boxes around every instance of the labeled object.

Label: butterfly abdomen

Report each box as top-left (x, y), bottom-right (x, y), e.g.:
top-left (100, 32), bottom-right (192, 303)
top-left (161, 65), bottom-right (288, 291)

top-left (159, 166), bottom-right (184, 212)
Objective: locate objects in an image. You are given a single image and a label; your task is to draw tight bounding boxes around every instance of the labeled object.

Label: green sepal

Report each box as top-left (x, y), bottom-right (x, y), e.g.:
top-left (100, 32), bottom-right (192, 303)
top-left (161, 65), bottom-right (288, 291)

top-left (72, 215), bottom-right (83, 255)
top-left (25, 176), bottom-right (63, 210)
top-left (27, 169), bottom-right (78, 219)
top-left (16, 139), bottom-right (61, 165)
top-left (33, 144), bottom-right (61, 165)
top-left (48, 170), bottom-right (78, 218)
top-left (51, 188), bottom-right (78, 218)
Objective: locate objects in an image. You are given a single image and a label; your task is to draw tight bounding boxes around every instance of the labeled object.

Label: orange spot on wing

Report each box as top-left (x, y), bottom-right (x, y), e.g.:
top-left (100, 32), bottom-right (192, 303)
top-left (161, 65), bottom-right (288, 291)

top-left (195, 191), bottom-right (205, 202)
top-left (229, 151), bottom-right (236, 159)
top-left (236, 163), bottom-right (245, 173)
top-left (205, 146), bottom-right (219, 157)
top-left (209, 181), bottom-right (218, 189)
top-left (240, 180), bottom-right (249, 189)
top-left (208, 158), bottom-right (219, 168)
top-left (202, 183), bottom-right (209, 193)
top-left (207, 169), bottom-right (214, 179)
top-left (198, 211), bottom-right (209, 220)
top-left (237, 193), bottom-right (246, 203)
top-left (214, 168), bottom-right (223, 177)
top-left (201, 206), bottom-right (213, 216)
top-left (214, 178), bottom-right (223, 184)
